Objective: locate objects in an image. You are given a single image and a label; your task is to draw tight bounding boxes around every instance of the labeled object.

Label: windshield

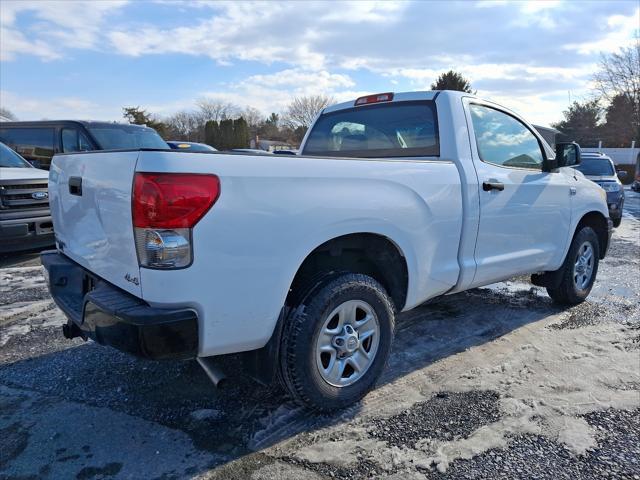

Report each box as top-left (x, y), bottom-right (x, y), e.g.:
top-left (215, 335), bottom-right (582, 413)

top-left (0, 142), bottom-right (32, 168)
top-left (88, 124), bottom-right (168, 150)
top-left (302, 101), bottom-right (439, 158)
top-left (574, 158), bottom-right (614, 176)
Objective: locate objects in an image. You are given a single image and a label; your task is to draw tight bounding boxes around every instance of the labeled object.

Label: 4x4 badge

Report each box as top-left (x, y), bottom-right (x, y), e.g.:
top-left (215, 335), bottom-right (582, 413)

top-left (124, 273), bottom-right (139, 285)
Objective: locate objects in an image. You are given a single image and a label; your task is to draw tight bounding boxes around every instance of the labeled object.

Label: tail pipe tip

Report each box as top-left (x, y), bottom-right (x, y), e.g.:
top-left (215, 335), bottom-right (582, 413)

top-left (197, 357), bottom-right (227, 388)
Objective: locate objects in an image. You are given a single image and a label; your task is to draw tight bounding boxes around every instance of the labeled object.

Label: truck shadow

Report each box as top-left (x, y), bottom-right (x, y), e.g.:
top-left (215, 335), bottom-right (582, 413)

top-left (0, 283), bottom-right (564, 478)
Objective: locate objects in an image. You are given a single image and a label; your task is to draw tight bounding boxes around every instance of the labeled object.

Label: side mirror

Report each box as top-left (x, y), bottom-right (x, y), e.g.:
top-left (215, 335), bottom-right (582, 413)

top-left (617, 170), bottom-right (628, 180)
top-left (555, 142), bottom-right (581, 168)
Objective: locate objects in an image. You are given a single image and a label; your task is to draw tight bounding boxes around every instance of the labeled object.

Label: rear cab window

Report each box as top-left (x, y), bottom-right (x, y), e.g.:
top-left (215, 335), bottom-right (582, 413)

top-left (302, 101), bottom-right (439, 158)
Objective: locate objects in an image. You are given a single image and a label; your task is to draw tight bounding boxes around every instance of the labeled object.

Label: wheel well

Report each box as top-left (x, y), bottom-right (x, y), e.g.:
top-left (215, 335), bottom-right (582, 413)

top-left (287, 233), bottom-right (409, 311)
top-left (576, 211), bottom-right (608, 259)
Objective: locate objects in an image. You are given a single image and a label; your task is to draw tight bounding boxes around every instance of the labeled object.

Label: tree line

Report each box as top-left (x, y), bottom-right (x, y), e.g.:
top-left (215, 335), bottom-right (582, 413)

top-left (122, 95), bottom-right (332, 149)
top-left (552, 42), bottom-right (639, 148)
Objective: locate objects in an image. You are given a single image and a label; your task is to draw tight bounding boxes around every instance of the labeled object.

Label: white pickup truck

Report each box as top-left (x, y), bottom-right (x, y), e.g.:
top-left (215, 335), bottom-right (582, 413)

top-left (42, 91), bottom-right (612, 411)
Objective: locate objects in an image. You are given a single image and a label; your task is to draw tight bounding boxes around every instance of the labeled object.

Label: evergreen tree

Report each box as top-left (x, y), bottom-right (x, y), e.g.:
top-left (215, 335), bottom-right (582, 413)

top-left (551, 100), bottom-right (602, 147)
top-left (204, 120), bottom-right (220, 148)
top-left (430, 71), bottom-right (474, 93)
top-left (122, 106), bottom-right (168, 138)
top-left (232, 117), bottom-right (250, 148)
top-left (601, 94), bottom-right (639, 147)
top-left (218, 119), bottom-right (234, 150)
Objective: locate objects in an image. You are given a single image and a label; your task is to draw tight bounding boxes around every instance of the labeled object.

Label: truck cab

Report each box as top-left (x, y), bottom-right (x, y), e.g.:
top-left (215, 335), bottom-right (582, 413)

top-left (41, 91), bottom-right (612, 411)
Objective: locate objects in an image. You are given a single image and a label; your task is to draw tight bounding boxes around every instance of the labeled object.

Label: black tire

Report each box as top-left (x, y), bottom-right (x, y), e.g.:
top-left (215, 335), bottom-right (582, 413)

top-left (280, 273), bottom-right (395, 412)
top-left (612, 216), bottom-right (621, 228)
top-left (546, 226), bottom-right (600, 305)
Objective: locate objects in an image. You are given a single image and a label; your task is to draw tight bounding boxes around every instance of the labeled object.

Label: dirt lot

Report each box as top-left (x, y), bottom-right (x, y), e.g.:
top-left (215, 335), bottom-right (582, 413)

top-left (1, 191), bottom-right (639, 480)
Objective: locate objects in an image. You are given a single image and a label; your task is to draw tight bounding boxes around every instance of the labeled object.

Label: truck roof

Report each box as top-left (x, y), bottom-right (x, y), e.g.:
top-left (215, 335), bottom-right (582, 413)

top-left (322, 90), bottom-right (472, 114)
top-left (0, 120), bottom-right (156, 130)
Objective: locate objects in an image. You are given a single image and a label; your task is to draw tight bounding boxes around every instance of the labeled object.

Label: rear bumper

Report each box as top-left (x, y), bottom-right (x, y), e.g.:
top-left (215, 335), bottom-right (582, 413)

top-left (0, 215), bottom-right (55, 253)
top-left (41, 250), bottom-right (198, 360)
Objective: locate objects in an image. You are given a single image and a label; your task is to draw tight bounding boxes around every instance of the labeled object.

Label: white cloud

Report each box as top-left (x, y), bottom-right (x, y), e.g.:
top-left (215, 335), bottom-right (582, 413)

top-left (244, 69), bottom-right (355, 90)
top-left (0, 28), bottom-right (61, 61)
top-left (0, 90), bottom-right (120, 120)
top-left (1, 0), bottom-right (637, 126)
top-left (0, 0), bottom-right (128, 60)
top-left (387, 63), bottom-right (596, 89)
top-left (564, 8), bottom-right (639, 54)
top-left (106, 2), bottom-right (405, 70)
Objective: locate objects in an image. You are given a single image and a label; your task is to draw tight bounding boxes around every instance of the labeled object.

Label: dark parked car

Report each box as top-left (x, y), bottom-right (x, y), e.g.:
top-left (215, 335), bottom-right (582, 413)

top-left (0, 121), bottom-right (168, 169)
top-left (573, 152), bottom-right (625, 227)
top-left (167, 141), bottom-right (217, 152)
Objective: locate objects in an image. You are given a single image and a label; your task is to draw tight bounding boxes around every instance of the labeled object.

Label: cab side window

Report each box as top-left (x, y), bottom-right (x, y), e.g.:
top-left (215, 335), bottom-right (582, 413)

top-left (469, 104), bottom-right (543, 170)
top-left (61, 128), bottom-right (92, 153)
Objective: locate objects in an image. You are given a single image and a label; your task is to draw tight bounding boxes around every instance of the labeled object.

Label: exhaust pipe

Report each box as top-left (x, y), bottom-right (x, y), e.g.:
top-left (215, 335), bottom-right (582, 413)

top-left (197, 357), bottom-right (227, 388)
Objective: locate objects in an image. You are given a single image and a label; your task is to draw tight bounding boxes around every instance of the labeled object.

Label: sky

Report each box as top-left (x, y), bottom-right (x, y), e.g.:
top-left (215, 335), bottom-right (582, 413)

top-left (0, 0), bottom-right (638, 126)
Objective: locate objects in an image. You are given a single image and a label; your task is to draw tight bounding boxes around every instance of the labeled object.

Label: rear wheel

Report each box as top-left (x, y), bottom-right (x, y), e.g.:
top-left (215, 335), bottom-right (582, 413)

top-left (546, 226), bottom-right (599, 305)
top-left (280, 273), bottom-right (395, 411)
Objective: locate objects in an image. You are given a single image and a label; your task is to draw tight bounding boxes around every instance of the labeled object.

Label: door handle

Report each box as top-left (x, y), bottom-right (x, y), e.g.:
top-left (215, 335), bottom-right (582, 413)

top-left (569, 187), bottom-right (577, 196)
top-left (69, 176), bottom-right (83, 196)
top-left (483, 181), bottom-right (505, 192)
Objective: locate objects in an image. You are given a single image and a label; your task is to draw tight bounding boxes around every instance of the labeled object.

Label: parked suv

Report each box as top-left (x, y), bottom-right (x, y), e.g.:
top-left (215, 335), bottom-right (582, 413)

top-left (573, 152), bottom-right (625, 227)
top-left (0, 141), bottom-right (54, 252)
top-left (0, 121), bottom-right (168, 169)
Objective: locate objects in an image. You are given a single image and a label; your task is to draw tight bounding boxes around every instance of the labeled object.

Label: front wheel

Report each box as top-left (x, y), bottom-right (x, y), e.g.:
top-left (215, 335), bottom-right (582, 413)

top-left (546, 226), bottom-right (600, 305)
top-left (612, 216), bottom-right (622, 228)
top-left (279, 273), bottom-right (395, 411)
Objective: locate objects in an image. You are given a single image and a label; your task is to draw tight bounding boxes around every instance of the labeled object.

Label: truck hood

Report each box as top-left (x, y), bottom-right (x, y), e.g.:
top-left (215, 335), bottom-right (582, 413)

top-left (0, 167), bottom-right (49, 181)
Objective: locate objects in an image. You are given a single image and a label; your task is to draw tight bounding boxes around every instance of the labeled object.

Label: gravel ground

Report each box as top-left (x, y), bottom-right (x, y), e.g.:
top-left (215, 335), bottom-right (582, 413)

top-left (1, 190), bottom-right (639, 480)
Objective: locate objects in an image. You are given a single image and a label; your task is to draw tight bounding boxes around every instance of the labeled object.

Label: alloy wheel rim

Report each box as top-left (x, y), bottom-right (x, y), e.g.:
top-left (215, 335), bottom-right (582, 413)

top-left (315, 299), bottom-right (380, 387)
top-left (573, 242), bottom-right (594, 290)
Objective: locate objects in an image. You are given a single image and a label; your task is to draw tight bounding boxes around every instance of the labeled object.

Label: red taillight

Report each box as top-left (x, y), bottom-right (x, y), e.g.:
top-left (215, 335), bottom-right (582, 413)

top-left (354, 92), bottom-right (394, 106)
top-left (133, 173), bottom-right (220, 229)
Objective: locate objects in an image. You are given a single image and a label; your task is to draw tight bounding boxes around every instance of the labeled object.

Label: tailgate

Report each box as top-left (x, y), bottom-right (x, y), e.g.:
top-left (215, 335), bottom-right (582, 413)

top-left (49, 151), bottom-right (142, 296)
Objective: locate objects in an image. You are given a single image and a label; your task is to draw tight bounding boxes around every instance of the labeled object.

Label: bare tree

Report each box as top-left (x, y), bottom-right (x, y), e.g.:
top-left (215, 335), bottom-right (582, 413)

top-left (195, 98), bottom-right (239, 123)
top-left (593, 41), bottom-right (640, 102)
top-left (593, 41), bottom-right (640, 139)
top-left (0, 107), bottom-right (17, 121)
top-left (165, 110), bottom-right (202, 141)
top-left (241, 106), bottom-right (264, 128)
top-left (283, 95), bottom-right (334, 129)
